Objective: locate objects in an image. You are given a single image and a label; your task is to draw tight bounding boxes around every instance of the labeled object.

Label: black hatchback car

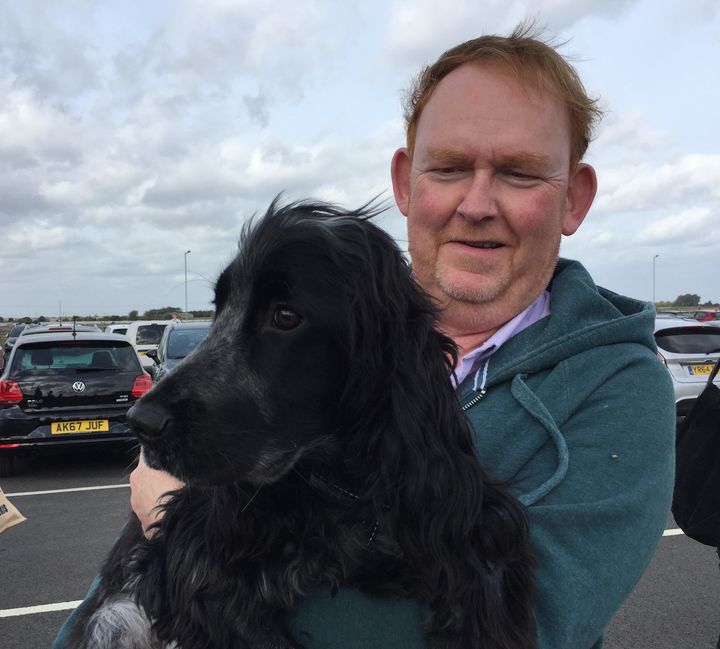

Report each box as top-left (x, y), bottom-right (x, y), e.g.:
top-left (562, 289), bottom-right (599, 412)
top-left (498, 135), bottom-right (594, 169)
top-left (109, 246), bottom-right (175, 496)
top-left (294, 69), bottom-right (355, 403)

top-left (0, 332), bottom-right (152, 476)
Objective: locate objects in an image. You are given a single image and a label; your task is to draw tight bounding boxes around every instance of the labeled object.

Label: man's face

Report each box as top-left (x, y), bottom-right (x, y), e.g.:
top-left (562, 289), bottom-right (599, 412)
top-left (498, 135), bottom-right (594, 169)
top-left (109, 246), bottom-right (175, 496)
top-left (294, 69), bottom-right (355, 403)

top-left (392, 63), bottom-right (596, 333)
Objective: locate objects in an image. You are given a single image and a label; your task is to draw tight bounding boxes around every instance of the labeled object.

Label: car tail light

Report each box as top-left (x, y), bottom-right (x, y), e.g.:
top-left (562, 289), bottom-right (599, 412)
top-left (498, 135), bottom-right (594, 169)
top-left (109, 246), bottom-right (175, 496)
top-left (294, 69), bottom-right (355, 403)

top-left (657, 352), bottom-right (667, 367)
top-left (131, 374), bottom-right (153, 398)
top-left (0, 380), bottom-right (23, 404)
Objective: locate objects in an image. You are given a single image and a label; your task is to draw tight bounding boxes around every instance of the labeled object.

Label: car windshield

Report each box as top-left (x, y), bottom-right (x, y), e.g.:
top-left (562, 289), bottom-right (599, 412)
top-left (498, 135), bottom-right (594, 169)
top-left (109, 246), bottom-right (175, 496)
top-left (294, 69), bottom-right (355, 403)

top-left (135, 324), bottom-right (167, 345)
top-left (655, 328), bottom-right (720, 354)
top-left (10, 341), bottom-right (141, 374)
top-left (9, 325), bottom-right (26, 337)
top-left (167, 328), bottom-right (210, 359)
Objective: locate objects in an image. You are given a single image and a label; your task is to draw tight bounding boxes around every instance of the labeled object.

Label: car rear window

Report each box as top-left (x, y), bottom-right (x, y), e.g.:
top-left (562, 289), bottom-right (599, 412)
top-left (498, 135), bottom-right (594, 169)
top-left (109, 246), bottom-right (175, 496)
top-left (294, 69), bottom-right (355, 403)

top-left (10, 341), bottom-right (141, 373)
top-left (167, 328), bottom-right (210, 359)
top-left (9, 325), bottom-right (26, 337)
top-left (655, 328), bottom-right (720, 354)
top-left (136, 324), bottom-right (167, 345)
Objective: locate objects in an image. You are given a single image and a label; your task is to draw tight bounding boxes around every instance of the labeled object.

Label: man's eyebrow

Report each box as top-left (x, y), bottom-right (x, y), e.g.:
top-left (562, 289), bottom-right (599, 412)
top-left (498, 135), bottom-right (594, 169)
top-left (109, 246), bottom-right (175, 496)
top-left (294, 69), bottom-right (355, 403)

top-left (424, 148), bottom-right (472, 166)
top-left (423, 148), bottom-right (552, 167)
top-left (494, 152), bottom-right (551, 167)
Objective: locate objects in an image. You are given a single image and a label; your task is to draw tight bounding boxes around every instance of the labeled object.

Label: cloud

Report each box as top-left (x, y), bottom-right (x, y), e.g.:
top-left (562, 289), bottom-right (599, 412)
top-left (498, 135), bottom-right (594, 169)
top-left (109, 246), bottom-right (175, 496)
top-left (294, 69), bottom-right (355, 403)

top-left (243, 92), bottom-right (270, 127)
top-left (383, 0), bottom-right (639, 68)
top-left (0, 2), bottom-right (102, 101)
top-left (637, 207), bottom-right (718, 246)
top-left (0, 1), bottom-right (716, 316)
top-left (538, 0), bottom-right (636, 27)
top-left (592, 110), bottom-right (672, 161)
top-left (595, 154), bottom-right (720, 214)
top-left (5, 219), bottom-right (70, 253)
top-left (0, 86), bottom-right (86, 166)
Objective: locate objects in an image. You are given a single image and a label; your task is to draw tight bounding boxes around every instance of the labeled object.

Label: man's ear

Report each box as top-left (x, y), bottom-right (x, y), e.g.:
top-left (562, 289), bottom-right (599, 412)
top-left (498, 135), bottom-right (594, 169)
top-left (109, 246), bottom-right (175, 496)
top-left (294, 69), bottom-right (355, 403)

top-left (391, 147), bottom-right (412, 217)
top-left (562, 163), bottom-right (597, 235)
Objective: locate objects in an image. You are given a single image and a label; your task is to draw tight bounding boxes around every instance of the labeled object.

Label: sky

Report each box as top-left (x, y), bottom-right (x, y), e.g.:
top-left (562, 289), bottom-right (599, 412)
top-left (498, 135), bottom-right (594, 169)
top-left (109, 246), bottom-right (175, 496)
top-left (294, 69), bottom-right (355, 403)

top-left (1, 0), bottom-right (718, 318)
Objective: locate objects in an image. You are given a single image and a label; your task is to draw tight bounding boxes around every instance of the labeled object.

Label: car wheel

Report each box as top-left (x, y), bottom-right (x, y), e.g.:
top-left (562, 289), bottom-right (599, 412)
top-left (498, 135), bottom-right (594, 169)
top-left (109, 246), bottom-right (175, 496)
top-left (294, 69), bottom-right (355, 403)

top-left (0, 451), bottom-right (16, 477)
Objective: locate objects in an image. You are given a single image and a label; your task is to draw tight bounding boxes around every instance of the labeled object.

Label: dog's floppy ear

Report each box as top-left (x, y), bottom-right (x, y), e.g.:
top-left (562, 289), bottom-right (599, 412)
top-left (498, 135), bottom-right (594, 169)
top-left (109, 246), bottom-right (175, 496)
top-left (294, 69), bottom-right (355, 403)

top-left (338, 218), bottom-right (533, 636)
top-left (337, 220), bottom-right (483, 514)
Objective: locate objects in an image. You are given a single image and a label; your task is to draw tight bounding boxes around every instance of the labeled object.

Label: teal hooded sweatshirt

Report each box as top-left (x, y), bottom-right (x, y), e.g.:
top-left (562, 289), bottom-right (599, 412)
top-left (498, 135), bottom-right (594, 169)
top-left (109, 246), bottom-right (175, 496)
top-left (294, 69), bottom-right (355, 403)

top-left (283, 259), bottom-right (676, 648)
top-left (53, 259), bottom-right (676, 649)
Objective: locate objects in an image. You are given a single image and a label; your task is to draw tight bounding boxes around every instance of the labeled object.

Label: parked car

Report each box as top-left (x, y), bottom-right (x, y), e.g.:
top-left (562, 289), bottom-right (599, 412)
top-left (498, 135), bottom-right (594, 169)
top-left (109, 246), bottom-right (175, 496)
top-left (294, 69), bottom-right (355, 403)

top-left (18, 322), bottom-right (101, 338)
top-left (105, 323), bottom-right (130, 336)
top-left (654, 317), bottom-right (720, 424)
top-left (3, 323), bottom-right (28, 357)
top-left (655, 312), bottom-right (688, 320)
top-left (122, 320), bottom-right (171, 375)
top-left (689, 310), bottom-right (720, 322)
top-left (147, 321), bottom-right (212, 382)
top-left (0, 331), bottom-right (152, 477)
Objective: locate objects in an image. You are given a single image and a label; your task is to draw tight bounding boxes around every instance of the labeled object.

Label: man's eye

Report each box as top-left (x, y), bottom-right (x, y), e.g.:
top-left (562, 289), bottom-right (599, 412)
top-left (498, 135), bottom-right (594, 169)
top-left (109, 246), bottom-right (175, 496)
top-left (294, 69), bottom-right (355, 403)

top-left (272, 308), bottom-right (302, 331)
top-left (506, 169), bottom-right (535, 180)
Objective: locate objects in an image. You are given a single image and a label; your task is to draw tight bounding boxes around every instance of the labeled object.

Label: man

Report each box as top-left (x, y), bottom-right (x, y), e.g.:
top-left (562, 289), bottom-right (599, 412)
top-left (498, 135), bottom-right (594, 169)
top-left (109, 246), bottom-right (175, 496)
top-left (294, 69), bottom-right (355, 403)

top-left (54, 24), bottom-right (675, 649)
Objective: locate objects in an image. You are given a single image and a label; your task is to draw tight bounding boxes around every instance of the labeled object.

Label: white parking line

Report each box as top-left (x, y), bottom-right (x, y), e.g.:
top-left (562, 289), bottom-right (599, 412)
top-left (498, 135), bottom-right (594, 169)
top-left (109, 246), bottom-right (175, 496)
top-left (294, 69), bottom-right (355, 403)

top-left (0, 601), bottom-right (82, 618)
top-left (0, 488), bottom-right (685, 620)
top-left (1, 486), bottom-right (691, 539)
top-left (0, 530), bottom-right (688, 613)
top-left (6, 483), bottom-right (129, 497)
top-left (0, 528), bottom-right (688, 619)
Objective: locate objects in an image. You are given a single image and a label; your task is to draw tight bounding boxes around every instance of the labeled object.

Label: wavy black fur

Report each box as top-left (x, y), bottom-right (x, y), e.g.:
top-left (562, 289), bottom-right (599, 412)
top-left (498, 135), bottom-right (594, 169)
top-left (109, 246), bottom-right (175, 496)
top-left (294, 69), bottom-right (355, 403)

top-left (64, 197), bottom-right (537, 649)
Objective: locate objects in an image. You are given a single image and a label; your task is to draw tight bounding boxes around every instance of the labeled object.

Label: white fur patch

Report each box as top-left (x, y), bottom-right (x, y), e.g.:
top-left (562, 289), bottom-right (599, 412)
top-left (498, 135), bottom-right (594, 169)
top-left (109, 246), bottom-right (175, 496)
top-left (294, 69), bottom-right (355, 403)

top-left (85, 596), bottom-right (174, 649)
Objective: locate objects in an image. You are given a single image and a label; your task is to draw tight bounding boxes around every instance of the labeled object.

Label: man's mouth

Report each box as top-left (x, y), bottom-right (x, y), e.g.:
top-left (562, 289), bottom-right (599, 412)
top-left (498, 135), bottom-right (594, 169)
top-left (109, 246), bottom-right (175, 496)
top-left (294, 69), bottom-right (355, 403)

top-left (456, 240), bottom-right (504, 249)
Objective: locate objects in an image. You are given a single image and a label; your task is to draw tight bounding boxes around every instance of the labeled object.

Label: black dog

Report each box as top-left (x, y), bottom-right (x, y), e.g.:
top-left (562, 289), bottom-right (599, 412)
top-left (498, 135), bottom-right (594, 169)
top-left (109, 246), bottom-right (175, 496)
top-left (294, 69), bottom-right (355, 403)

top-left (64, 198), bottom-right (536, 649)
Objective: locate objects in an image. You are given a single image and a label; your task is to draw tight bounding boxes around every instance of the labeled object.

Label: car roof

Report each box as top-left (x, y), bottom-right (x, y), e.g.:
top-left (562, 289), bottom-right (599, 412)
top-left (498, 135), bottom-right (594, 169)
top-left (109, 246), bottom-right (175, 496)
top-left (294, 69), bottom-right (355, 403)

top-left (167, 321), bottom-right (212, 329)
top-left (125, 320), bottom-right (172, 326)
top-left (21, 323), bottom-right (99, 332)
top-left (15, 332), bottom-right (133, 345)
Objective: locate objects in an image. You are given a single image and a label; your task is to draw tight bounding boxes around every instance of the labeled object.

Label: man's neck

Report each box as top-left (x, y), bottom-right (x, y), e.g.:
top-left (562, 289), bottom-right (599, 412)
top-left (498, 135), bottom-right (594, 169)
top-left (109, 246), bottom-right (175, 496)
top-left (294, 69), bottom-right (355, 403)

top-left (438, 292), bottom-right (552, 359)
top-left (437, 301), bottom-right (506, 358)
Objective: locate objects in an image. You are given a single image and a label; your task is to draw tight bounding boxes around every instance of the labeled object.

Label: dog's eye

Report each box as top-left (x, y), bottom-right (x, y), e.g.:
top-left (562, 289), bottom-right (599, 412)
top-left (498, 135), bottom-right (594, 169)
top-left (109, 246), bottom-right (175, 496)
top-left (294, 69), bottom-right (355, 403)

top-left (272, 308), bottom-right (302, 331)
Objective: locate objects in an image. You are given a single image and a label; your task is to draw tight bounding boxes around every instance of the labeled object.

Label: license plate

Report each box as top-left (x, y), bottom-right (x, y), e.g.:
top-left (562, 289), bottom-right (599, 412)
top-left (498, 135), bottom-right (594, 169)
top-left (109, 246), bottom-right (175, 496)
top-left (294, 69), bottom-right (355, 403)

top-left (51, 420), bottom-right (110, 434)
top-left (688, 364), bottom-right (715, 376)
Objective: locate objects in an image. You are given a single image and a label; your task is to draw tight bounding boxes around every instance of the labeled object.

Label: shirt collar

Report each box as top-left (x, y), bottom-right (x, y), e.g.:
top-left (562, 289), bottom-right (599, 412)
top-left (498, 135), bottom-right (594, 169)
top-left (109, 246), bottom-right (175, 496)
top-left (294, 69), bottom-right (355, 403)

top-left (451, 291), bottom-right (551, 389)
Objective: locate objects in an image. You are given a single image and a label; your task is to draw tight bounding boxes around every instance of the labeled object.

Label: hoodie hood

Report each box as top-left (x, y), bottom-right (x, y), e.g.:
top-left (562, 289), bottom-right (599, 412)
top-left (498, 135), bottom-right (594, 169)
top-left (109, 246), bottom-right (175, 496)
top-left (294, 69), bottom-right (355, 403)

top-left (468, 258), bottom-right (657, 392)
top-left (455, 258), bottom-right (666, 507)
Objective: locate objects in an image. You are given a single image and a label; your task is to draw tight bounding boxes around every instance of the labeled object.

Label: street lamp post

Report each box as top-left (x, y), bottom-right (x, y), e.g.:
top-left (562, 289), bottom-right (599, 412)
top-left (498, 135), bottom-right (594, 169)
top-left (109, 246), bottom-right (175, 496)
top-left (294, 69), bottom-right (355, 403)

top-left (652, 254), bottom-right (660, 305)
top-left (184, 250), bottom-right (191, 317)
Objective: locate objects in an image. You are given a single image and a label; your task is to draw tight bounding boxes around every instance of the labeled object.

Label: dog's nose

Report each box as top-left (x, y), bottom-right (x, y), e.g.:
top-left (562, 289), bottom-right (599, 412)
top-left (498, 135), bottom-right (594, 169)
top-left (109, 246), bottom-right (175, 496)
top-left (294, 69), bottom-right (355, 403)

top-left (127, 400), bottom-right (172, 441)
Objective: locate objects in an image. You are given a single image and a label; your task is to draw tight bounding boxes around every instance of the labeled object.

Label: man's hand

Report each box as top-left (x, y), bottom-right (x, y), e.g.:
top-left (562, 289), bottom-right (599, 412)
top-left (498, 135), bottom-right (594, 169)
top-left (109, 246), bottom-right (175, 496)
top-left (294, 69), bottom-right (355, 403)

top-left (130, 451), bottom-right (185, 537)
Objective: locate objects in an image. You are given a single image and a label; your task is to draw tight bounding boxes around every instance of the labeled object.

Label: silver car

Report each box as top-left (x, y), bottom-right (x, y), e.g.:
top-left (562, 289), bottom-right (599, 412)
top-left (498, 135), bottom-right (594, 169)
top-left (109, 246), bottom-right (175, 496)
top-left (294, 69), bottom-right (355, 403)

top-left (654, 316), bottom-right (720, 423)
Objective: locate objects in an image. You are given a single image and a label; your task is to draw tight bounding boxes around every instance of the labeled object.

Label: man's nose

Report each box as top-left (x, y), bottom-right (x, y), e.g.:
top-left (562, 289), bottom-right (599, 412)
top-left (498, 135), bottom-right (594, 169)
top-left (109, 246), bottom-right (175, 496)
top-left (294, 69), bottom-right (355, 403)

top-left (456, 171), bottom-right (497, 221)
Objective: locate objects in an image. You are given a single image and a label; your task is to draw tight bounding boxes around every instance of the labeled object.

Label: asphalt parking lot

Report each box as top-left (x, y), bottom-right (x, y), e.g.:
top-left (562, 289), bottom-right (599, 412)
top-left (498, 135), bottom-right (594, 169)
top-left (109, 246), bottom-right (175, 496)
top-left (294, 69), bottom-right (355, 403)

top-left (1, 448), bottom-right (718, 649)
